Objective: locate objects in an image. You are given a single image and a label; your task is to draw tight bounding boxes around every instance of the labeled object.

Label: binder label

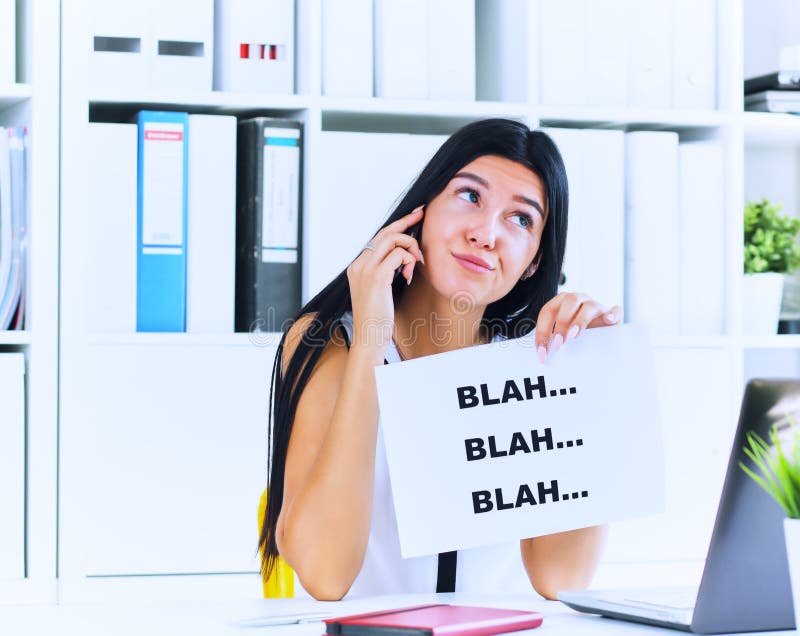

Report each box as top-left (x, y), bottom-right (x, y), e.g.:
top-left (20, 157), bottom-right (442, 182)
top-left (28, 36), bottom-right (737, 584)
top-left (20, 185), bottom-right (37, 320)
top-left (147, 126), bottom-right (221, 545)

top-left (142, 121), bottom-right (185, 248)
top-left (262, 128), bottom-right (299, 258)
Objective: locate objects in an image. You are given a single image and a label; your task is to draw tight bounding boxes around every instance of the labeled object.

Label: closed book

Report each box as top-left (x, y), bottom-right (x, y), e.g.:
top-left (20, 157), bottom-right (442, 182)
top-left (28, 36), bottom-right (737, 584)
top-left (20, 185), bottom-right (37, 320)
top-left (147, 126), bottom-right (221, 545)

top-left (624, 131), bottom-right (680, 335)
top-left (187, 114), bottom-right (237, 333)
top-left (235, 118), bottom-right (302, 333)
top-left (745, 72), bottom-right (800, 94)
top-left (427, 0), bottom-right (475, 101)
top-left (374, 0), bottom-right (427, 99)
top-left (678, 141), bottom-right (725, 335)
top-left (88, 123), bottom-right (138, 334)
top-left (0, 353), bottom-right (24, 579)
top-left (321, 0), bottom-right (373, 97)
top-left (324, 604), bottom-right (542, 635)
top-left (136, 110), bottom-right (189, 332)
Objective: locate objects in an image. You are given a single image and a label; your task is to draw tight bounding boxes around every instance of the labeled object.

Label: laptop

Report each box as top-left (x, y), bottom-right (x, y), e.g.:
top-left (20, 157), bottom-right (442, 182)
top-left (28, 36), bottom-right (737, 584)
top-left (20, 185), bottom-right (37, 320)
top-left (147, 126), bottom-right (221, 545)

top-left (559, 379), bottom-right (800, 633)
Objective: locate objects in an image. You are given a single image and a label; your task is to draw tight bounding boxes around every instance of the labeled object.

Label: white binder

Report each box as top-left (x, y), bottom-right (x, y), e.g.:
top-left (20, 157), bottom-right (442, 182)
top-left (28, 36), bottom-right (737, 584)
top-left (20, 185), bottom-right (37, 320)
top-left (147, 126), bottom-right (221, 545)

top-left (427, 0), bottom-right (475, 101)
top-left (679, 141), bottom-right (725, 335)
top-left (539, 0), bottom-right (586, 106)
top-left (0, 353), bottom-right (25, 580)
top-left (149, 0), bottom-right (213, 92)
top-left (545, 128), bottom-right (625, 309)
top-left (475, 0), bottom-right (529, 102)
top-left (625, 131), bottom-right (680, 336)
top-left (213, 0), bottom-right (295, 93)
top-left (627, 0), bottom-right (673, 109)
top-left (187, 114), bottom-right (237, 334)
top-left (321, 0), bottom-right (373, 98)
top-left (0, 0), bottom-right (15, 85)
top-left (89, 0), bottom-right (149, 91)
top-left (584, 0), bottom-right (628, 108)
top-left (374, 0), bottom-right (428, 99)
top-left (309, 131), bottom-right (447, 298)
top-left (673, 0), bottom-right (717, 110)
top-left (88, 123), bottom-right (138, 334)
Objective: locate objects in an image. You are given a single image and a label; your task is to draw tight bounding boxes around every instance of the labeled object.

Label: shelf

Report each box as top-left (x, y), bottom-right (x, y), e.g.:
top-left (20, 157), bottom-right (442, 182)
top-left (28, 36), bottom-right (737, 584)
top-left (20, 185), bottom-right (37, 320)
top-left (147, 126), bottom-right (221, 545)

top-left (742, 335), bottom-right (800, 349)
top-left (538, 105), bottom-right (731, 130)
top-left (652, 335), bottom-right (731, 349)
top-left (86, 333), bottom-right (283, 348)
top-left (743, 111), bottom-right (800, 145)
top-left (0, 330), bottom-right (31, 345)
top-left (88, 90), bottom-right (311, 118)
top-left (320, 96), bottom-right (530, 118)
top-left (0, 84), bottom-right (33, 107)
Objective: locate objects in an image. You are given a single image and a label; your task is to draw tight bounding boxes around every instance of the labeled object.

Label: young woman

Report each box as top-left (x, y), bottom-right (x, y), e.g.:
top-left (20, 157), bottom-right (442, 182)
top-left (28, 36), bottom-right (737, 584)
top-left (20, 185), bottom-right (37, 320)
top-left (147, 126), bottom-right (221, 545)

top-left (258, 118), bottom-right (622, 601)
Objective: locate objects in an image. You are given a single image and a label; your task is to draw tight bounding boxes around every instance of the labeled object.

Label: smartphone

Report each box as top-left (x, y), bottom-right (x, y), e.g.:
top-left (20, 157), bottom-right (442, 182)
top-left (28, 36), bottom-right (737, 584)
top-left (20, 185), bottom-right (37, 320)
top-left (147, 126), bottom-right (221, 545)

top-left (394, 206), bottom-right (424, 280)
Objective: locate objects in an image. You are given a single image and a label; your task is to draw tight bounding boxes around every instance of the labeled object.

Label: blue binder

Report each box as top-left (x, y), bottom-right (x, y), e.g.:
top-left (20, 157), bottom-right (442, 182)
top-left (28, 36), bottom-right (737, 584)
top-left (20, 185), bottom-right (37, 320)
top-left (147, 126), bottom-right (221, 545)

top-left (136, 111), bottom-right (189, 332)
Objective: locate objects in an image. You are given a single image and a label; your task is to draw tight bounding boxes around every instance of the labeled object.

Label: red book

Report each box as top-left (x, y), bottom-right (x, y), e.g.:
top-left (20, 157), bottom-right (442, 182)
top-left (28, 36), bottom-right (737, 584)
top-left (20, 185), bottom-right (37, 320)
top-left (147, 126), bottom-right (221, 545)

top-left (324, 604), bottom-right (543, 635)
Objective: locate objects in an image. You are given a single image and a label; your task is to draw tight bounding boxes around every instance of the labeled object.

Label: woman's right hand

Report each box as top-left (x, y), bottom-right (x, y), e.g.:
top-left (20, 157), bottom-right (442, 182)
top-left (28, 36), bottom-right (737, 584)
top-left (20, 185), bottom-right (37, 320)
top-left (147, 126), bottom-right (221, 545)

top-left (346, 205), bottom-right (425, 352)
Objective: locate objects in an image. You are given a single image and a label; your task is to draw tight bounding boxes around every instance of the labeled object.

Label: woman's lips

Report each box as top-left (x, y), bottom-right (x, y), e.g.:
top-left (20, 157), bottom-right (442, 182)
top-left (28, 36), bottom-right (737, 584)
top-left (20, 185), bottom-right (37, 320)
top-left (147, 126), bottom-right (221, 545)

top-left (453, 253), bottom-right (492, 273)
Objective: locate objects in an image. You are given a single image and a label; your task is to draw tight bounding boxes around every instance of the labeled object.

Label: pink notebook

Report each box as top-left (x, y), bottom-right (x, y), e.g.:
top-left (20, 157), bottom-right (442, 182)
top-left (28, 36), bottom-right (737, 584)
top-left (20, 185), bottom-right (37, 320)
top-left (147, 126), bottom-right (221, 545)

top-left (324, 604), bottom-right (543, 635)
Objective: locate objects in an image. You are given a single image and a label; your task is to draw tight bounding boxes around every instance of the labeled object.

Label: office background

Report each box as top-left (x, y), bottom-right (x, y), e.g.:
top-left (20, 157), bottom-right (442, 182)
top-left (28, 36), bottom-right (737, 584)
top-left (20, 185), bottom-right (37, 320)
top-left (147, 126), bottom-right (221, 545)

top-left (2, 0), bottom-right (800, 605)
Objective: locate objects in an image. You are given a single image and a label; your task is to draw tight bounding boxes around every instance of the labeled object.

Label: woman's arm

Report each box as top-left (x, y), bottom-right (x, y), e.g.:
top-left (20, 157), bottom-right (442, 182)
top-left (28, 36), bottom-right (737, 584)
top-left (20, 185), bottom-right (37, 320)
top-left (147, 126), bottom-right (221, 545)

top-left (275, 313), bottom-right (386, 601)
top-left (520, 524), bottom-right (608, 600)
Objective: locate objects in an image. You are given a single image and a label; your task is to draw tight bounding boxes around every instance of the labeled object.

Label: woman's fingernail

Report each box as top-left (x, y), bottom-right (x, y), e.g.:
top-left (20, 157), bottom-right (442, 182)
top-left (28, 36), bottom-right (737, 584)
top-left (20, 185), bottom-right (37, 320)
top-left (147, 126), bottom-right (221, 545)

top-left (551, 333), bottom-right (563, 353)
top-left (605, 312), bottom-right (618, 323)
top-left (537, 345), bottom-right (547, 364)
top-left (567, 325), bottom-right (579, 341)
top-left (419, 251), bottom-right (425, 264)
top-left (407, 271), bottom-right (413, 286)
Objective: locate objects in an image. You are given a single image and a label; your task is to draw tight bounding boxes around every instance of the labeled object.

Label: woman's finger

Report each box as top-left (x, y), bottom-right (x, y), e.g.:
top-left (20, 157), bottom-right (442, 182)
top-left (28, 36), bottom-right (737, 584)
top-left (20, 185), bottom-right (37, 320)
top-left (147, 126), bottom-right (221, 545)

top-left (564, 301), bottom-right (607, 342)
top-left (586, 304), bottom-right (622, 329)
top-left (368, 231), bottom-right (424, 264)
top-left (373, 205), bottom-right (425, 243)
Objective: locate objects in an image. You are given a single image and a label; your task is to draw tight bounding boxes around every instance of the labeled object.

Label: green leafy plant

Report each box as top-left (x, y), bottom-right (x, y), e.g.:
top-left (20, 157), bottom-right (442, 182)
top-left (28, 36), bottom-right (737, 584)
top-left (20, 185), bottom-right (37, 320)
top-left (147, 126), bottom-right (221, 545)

top-left (739, 418), bottom-right (800, 518)
top-left (744, 199), bottom-right (800, 274)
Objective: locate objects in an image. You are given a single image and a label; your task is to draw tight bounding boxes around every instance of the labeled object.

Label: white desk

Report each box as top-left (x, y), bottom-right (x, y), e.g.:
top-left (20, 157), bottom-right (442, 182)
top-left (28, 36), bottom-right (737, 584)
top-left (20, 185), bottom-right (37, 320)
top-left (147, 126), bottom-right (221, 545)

top-left (0, 593), bottom-right (793, 635)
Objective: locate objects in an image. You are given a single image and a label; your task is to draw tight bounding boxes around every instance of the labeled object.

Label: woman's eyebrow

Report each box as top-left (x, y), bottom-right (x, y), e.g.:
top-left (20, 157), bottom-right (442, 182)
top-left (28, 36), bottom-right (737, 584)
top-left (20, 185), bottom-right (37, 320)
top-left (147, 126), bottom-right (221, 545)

top-left (452, 171), bottom-right (545, 217)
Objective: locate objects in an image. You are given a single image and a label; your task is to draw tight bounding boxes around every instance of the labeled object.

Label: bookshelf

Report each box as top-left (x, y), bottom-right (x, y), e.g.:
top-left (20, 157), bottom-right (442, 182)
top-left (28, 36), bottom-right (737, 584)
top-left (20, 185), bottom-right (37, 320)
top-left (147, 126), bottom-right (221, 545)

top-left (46, 0), bottom-right (800, 602)
top-left (0, 0), bottom-right (60, 605)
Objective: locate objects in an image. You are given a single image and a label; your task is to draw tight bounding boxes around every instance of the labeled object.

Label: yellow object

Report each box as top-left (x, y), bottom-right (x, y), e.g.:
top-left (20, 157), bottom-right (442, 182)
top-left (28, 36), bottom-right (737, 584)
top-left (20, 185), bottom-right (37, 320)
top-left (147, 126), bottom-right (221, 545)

top-left (258, 488), bottom-right (295, 598)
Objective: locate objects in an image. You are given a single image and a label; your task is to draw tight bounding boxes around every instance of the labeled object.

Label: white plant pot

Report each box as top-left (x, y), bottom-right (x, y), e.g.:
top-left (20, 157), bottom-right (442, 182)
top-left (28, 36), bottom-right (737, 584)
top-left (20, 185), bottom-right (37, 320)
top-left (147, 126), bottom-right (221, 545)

top-left (743, 272), bottom-right (785, 335)
top-left (785, 518), bottom-right (800, 629)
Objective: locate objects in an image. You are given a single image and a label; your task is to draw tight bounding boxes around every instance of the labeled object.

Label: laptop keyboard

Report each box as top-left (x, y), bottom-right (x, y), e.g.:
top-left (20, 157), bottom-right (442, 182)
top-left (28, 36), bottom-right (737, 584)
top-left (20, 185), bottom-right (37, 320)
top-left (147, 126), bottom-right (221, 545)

top-left (620, 586), bottom-right (698, 611)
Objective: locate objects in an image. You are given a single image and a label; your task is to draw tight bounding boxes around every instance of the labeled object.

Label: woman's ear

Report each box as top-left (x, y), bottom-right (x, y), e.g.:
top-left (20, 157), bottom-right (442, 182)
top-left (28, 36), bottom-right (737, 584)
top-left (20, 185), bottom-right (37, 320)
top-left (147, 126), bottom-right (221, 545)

top-left (521, 254), bottom-right (541, 280)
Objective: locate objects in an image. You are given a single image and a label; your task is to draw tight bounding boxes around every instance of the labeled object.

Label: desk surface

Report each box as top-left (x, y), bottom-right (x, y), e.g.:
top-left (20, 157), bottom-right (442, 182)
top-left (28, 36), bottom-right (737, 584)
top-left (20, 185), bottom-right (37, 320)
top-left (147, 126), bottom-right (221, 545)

top-left (0, 593), bottom-right (793, 635)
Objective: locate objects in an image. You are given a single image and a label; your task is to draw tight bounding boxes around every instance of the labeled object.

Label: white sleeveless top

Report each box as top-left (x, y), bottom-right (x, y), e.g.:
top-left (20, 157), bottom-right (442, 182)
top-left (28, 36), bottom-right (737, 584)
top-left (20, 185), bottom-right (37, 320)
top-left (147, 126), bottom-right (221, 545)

top-left (294, 311), bottom-right (533, 598)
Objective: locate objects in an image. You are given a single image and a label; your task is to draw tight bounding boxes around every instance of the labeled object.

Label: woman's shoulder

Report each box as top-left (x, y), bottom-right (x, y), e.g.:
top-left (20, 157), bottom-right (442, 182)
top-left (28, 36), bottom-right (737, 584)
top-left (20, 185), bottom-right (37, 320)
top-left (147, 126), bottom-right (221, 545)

top-left (282, 312), bottom-right (350, 378)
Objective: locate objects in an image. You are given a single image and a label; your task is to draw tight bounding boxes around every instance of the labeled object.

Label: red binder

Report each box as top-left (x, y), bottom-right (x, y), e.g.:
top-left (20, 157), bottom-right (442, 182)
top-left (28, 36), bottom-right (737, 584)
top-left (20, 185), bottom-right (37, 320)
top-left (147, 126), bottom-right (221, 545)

top-left (324, 604), bottom-right (543, 635)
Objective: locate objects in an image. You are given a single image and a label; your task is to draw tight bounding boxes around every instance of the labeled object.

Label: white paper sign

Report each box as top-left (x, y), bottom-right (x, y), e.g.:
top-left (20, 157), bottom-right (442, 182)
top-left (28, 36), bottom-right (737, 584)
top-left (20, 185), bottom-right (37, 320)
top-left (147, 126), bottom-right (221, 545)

top-left (374, 324), bottom-right (665, 558)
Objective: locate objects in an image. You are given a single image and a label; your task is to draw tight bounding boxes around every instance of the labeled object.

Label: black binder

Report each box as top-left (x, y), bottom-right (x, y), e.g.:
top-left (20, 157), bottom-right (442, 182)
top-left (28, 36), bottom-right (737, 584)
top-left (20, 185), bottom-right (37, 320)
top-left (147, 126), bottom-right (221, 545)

top-left (235, 117), bottom-right (303, 333)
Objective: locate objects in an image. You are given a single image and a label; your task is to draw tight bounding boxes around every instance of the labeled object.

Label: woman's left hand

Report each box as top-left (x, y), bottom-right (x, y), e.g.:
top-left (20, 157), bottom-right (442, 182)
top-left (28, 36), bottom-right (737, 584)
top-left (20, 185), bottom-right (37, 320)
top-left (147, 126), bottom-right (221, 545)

top-left (534, 292), bottom-right (622, 363)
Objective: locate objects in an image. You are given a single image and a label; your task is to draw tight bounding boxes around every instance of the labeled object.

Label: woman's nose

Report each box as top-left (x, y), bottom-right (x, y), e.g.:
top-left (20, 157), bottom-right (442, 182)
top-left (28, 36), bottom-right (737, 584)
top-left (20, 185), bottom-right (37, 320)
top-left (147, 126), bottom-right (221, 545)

top-left (467, 216), bottom-right (498, 249)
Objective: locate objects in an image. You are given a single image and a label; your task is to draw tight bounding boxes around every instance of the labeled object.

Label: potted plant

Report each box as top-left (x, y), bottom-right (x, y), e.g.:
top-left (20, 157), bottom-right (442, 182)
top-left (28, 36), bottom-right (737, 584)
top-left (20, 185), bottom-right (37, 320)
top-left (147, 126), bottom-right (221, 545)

top-left (740, 421), bottom-right (800, 625)
top-left (744, 199), bottom-right (800, 335)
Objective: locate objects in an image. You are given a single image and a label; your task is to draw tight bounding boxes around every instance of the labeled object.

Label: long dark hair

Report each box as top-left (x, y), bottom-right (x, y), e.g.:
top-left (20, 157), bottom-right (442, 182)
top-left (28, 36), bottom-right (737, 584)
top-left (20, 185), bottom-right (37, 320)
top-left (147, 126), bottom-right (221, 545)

top-left (258, 117), bottom-right (568, 580)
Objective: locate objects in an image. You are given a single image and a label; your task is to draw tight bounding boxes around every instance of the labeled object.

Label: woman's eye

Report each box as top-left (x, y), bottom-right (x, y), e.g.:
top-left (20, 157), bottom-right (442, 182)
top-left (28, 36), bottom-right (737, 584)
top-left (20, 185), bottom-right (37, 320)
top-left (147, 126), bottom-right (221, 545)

top-left (512, 213), bottom-right (534, 229)
top-left (457, 189), bottom-right (479, 204)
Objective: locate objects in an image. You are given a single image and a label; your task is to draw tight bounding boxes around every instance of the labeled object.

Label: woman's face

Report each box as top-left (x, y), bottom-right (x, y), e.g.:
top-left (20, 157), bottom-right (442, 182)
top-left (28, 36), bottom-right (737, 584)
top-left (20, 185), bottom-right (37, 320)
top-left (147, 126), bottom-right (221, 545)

top-left (419, 154), bottom-right (547, 307)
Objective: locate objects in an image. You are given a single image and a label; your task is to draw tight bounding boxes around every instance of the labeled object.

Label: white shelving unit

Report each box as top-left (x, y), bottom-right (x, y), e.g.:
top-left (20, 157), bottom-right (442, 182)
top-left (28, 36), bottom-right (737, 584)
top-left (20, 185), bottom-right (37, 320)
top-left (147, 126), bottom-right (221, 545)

top-left (43, 0), bottom-right (800, 602)
top-left (0, 1), bottom-right (60, 605)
